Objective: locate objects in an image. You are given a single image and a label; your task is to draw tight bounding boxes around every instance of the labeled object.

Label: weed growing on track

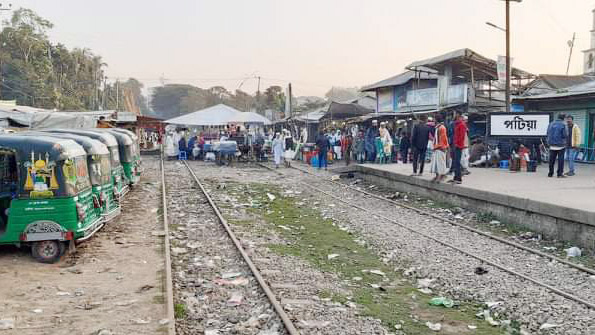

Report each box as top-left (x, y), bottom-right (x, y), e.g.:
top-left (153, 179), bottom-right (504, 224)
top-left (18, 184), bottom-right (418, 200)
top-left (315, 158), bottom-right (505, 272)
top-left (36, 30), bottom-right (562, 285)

top-left (174, 303), bottom-right (187, 319)
top-left (476, 212), bottom-right (498, 223)
top-left (227, 182), bottom-right (505, 335)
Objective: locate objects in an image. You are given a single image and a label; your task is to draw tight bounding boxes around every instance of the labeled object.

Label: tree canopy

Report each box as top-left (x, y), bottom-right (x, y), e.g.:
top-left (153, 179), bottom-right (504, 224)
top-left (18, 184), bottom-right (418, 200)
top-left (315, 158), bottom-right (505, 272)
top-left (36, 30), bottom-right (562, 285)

top-left (1, 7), bottom-right (322, 118)
top-left (150, 84), bottom-right (288, 120)
top-left (0, 8), bottom-right (142, 111)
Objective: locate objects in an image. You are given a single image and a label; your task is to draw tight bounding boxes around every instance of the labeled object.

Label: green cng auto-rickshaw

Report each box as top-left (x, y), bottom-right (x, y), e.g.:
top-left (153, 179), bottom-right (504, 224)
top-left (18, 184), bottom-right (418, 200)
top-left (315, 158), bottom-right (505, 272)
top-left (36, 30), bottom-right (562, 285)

top-left (43, 129), bottom-right (128, 198)
top-left (0, 135), bottom-right (102, 263)
top-left (23, 132), bottom-right (121, 222)
top-left (106, 128), bottom-right (142, 180)
top-left (97, 130), bottom-right (139, 185)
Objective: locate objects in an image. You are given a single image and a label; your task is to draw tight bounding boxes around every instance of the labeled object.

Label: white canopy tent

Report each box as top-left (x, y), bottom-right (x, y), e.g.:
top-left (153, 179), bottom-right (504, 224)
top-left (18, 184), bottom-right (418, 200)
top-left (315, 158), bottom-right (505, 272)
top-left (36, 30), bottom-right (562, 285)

top-left (165, 104), bottom-right (271, 126)
top-left (234, 111), bottom-right (271, 124)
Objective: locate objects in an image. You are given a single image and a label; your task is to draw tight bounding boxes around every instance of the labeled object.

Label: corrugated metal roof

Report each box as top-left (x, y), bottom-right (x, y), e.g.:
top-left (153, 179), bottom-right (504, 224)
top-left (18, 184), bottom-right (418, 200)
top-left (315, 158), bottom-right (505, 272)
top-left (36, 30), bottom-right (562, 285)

top-left (321, 101), bottom-right (373, 120)
top-left (515, 80), bottom-right (595, 100)
top-left (538, 74), bottom-right (595, 89)
top-left (361, 69), bottom-right (437, 92)
top-left (296, 109), bottom-right (326, 123)
top-left (406, 48), bottom-right (533, 80)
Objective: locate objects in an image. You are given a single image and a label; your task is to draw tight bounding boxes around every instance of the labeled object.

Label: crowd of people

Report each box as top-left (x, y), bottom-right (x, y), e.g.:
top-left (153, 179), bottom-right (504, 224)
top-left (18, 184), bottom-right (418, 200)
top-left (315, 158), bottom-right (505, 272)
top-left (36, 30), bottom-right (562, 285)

top-left (309, 112), bottom-right (473, 184)
top-left (164, 127), bottom-right (300, 168)
top-left (306, 111), bottom-right (587, 185)
top-left (163, 113), bottom-right (586, 184)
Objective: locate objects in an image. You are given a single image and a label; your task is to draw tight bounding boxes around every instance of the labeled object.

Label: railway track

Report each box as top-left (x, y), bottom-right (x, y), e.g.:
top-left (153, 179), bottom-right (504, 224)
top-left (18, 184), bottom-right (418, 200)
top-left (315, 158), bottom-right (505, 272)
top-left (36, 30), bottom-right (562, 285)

top-left (257, 161), bottom-right (595, 312)
top-left (160, 155), bottom-right (176, 335)
top-left (161, 158), bottom-right (300, 335)
top-left (291, 164), bottom-right (595, 276)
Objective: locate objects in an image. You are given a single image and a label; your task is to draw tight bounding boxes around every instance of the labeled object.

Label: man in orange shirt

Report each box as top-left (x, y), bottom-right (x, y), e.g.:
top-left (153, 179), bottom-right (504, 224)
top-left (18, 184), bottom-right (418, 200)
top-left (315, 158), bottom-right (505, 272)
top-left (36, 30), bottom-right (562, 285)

top-left (448, 111), bottom-right (468, 184)
top-left (430, 114), bottom-right (449, 183)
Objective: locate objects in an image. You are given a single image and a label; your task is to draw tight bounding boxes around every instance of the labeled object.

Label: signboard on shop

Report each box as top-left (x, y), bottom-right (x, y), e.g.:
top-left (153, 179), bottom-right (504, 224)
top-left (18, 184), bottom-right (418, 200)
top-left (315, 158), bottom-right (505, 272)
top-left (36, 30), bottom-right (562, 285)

top-left (489, 112), bottom-right (551, 137)
top-left (377, 88), bottom-right (394, 112)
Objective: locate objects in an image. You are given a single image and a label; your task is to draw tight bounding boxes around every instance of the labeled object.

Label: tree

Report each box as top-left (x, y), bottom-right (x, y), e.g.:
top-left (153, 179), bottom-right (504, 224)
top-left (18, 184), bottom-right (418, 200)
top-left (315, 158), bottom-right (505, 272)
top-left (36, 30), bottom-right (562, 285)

top-left (229, 89), bottom-right (255, 112)
top-left (150, 84), bottom-right (289, 119)
top-left (150, 84), bottom-right (208, 119)
top-left (263, 86), bottom-right (285, 112)
top-left (121, 78), bottom-right (149, 114)
top-left (0, 8), bottom-right (108, 110)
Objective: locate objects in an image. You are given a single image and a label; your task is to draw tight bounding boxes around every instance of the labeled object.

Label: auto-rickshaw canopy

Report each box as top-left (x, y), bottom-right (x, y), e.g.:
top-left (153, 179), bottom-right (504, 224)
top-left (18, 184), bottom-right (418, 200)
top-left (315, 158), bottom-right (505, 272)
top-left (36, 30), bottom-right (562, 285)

top-left (0, 135), bottom-right (90, 198)
top-left (21, 132), bottom-right (112, 186)
top-left (95, 130), bottom-right (134, 163)
top-left (21, 131), bottom-right (109, 156)
top-left (42, 129), bottom-right (121, 168)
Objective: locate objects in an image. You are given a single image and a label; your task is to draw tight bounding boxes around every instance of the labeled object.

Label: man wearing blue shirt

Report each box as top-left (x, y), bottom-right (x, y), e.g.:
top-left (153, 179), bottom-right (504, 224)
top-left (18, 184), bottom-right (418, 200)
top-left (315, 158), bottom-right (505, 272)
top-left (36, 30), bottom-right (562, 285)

top-left (546, 114), bottom-right (568, 178)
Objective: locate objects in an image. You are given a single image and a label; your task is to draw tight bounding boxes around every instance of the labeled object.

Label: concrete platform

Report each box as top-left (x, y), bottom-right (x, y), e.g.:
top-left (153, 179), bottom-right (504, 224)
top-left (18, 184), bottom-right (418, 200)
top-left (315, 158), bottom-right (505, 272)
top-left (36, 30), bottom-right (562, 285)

top-left (338, 162), bottom-right (595, 249)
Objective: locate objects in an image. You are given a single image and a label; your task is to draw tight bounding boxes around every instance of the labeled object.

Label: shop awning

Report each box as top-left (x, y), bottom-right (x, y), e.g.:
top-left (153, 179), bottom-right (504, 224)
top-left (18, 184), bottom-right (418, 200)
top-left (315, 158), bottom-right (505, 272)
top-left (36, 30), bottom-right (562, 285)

top-left (294, 108), bottom-right (326, 123)
top-left (0, 104), bottom-right (97, 128)
top-left (320, 101), bottom-right (373, 120)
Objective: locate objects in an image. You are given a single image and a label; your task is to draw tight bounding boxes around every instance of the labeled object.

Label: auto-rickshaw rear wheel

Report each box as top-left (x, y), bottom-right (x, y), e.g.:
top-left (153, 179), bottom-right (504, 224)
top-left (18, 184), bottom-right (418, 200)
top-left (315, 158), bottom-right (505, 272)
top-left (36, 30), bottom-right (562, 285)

top-left (31, 240), bottom-right (67, 263)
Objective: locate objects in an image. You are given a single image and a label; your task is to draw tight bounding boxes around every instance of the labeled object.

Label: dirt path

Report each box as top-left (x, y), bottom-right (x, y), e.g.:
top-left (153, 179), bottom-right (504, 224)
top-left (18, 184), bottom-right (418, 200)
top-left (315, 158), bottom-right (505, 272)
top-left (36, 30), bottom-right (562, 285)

top-left (0, 156), bottom-right (167, 335)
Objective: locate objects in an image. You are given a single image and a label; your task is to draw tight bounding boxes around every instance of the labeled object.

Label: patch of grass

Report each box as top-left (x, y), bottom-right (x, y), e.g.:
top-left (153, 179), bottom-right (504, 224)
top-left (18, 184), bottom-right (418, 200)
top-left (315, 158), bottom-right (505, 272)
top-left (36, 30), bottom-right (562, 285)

top-left (169, 223), bottom-right (180, 231)
top-left (498, 222), bottom-right (527, 235)
top-left (174, 303), bottom-right (186, 319)
top-left (476, 211), bottom-right (498, 223)
top-left (318, 289), bottom-right (332, 299)
top-left (426, 199), bottom-right (456, 210)
top-left (245, 183), bottom-right (506, 334)
top-left (318, 289), bottom-right (350, 305)
top-left (330, 292), bottom-right (349, 305)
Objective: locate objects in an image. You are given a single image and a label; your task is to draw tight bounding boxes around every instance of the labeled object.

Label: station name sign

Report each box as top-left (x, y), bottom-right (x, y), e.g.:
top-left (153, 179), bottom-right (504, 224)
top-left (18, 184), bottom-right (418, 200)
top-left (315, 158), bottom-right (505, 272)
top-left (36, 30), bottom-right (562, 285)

top-left (489, 112), bottom-right (551, 137)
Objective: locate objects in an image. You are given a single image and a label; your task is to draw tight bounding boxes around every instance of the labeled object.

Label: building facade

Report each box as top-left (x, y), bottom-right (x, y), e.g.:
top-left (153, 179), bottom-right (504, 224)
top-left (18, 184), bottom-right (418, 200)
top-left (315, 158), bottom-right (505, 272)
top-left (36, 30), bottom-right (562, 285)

top-left (362, 48), bottom-right (533, 138)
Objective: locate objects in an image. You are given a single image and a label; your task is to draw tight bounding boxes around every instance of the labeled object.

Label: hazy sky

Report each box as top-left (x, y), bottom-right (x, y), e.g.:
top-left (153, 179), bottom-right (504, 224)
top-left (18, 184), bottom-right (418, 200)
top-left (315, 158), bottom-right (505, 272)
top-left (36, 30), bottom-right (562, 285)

top-left (5, 0), bottom-right (595, 96)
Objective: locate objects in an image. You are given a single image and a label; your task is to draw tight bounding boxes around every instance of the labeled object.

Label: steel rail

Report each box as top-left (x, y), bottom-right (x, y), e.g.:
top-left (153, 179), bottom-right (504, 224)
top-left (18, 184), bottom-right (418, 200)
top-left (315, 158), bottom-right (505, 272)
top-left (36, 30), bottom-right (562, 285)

top-left (182, 161), bottom-right (301, 335)
top-left (258, 162), bottom-right (595, 310)
top-left (290, 165), bottom-right (595, 276)
top-left (160, 155), bottom-right (176, 335)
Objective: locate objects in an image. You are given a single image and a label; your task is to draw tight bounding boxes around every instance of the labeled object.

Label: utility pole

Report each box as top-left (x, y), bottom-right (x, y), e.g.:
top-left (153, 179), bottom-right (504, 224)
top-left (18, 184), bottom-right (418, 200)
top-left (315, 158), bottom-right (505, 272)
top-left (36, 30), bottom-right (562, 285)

top-left (288, 83), bottom-right (292, 117)
top-left (257, 76), bottom-right (261, 114)
top-left (102, 77), bottom-right (107, 110)
top-left (94, 66), bottom-right (98, 110)
top-left (505, 0), bottom-right (511, 113)
top-left (566, 33), bottom-right (576, 75)
top-left (116, 79), bottom-right (120, 111)
top-left (504, 0), bottom-right (522, 113)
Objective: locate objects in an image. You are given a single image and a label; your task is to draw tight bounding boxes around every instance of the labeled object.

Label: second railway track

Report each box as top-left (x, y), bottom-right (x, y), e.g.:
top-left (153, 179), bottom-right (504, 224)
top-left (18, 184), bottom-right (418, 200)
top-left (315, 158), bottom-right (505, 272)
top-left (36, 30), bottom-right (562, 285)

top-left (258, 162), bottom-right (595, 312)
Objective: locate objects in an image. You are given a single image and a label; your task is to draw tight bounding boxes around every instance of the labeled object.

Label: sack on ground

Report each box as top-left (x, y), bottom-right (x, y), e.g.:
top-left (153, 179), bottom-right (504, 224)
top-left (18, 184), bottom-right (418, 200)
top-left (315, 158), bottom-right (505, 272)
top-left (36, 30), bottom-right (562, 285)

top-left (284, 150), bottom-right (295, 160)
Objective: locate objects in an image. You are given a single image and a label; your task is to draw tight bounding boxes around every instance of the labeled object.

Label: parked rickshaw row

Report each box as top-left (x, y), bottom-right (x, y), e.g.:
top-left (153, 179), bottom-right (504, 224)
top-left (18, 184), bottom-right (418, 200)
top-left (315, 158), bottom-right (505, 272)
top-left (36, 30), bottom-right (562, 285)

top-left (0, 128), bottom-right (142, 263)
